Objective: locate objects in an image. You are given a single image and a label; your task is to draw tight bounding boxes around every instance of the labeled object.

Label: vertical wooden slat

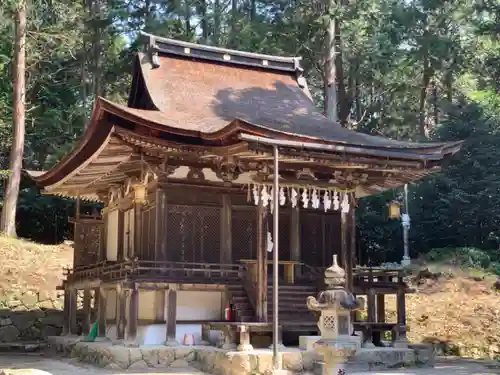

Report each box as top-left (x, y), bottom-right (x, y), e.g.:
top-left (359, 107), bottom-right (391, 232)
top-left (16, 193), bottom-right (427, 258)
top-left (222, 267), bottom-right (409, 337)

top-left (396, 278), bottom-right (407, 342)
top-left (166, 288), bottom-right (177, 345)
top-left (116, 286), bottom-right (126, 340)
top-left (127, 286), bottom-right (138, 341)
top-left (256, 201), bottom-right (267, 322)
top-left (132, 202), bottom-right (141, 259)
top-left (98, 288), bottom-right (107, 337)
top-left (154, 188), bottom-right (163, 260)
top-left (69, 288), bottom-right (78, 335)
top-left (117, 210), bottom-right (124, 261)
top-left (376, 293), bottom-right (386, 323)
top-left (82, 288), bottom-right (91, 336)
top-left (221, 194), bottom-right (232, 263)
top-left (62, 288), bottom-right (70, 335)
top-left (161, 190), bottom-right (168, 260)
top-left (290, 206), bottom-right (300, 261)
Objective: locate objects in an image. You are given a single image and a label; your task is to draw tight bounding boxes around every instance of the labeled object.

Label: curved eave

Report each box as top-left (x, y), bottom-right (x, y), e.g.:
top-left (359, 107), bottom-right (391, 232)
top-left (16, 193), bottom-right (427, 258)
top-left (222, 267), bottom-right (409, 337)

top-left (34, 97), bottom-right (464, 190)
top-left (101, 98), bottom-right (464, 162)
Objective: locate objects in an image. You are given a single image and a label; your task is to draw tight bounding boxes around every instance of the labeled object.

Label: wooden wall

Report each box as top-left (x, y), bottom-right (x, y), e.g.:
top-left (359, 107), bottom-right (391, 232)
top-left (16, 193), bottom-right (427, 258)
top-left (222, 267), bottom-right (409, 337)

top-left (129, 185), bottom-right (343, 267)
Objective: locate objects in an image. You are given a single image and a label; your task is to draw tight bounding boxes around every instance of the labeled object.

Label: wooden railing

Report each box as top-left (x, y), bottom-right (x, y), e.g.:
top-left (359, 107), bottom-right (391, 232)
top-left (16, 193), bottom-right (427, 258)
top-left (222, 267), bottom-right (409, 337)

top-left (64, 260), bottom-right (243, 284)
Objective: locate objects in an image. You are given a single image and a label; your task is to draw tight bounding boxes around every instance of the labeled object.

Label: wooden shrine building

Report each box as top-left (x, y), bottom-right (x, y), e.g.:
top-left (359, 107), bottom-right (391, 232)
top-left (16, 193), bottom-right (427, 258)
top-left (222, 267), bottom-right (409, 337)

top-left (31, 33), bottom-right (462, 347)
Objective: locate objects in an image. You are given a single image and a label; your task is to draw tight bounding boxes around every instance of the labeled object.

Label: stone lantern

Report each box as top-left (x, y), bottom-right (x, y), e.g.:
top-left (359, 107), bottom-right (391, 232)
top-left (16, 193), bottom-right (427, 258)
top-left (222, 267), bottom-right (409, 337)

top-left (307, 254), bottom-right (363, 375)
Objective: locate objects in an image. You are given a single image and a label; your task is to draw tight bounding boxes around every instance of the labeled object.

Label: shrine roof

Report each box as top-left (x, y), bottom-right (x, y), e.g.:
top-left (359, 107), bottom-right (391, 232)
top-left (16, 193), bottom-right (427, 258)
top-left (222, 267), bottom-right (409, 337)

top-left (29, 33), bottom-right (463, 197)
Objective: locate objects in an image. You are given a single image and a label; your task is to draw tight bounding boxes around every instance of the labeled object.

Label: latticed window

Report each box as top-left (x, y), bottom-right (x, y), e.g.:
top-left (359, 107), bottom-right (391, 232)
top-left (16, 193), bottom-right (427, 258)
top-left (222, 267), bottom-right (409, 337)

top-left (166, 204), bottom-right (221, 263)
top-left (232, 206), bottom-right (257, 261)
top-left (74, 221), bottom-right (103, 267)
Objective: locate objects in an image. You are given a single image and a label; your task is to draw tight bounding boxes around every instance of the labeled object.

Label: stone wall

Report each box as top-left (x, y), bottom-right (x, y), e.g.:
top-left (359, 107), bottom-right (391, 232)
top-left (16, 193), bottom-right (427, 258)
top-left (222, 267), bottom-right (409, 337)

top-left (0, 291), bottom-right (64, 342)
top-left (49, 338), bottom-right (318, 375)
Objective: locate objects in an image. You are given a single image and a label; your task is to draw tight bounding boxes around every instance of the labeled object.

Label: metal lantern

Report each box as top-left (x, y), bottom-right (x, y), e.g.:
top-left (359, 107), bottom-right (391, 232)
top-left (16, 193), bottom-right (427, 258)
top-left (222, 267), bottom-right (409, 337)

top-left (388, 201), bottom-right (401, 219)
top-left (134, 184), bottom-right (147, 204)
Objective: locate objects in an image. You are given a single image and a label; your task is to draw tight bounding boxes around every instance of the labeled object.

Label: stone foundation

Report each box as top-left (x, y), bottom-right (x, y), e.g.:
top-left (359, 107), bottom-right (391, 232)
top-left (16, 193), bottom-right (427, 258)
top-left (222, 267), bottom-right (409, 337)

top-left (47, 336), bottom-right (318, 374)
top-left (47, 336), bottom-right (435, 374)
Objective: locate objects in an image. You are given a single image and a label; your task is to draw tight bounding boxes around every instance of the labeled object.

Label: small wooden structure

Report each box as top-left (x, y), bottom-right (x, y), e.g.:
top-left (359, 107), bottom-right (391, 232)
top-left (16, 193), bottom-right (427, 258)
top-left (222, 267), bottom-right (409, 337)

top-left (30, 33), bottom-right (462, 347)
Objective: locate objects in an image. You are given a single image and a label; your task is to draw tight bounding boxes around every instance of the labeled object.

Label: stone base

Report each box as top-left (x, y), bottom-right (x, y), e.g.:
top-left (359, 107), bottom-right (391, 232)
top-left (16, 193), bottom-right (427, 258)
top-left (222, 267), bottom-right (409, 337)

top-left (46, 336), bottom-right (434, 374)
top-left (346, 344), bottom-right (435, 371)
top-left (47, 336), bottom-right (317, 375)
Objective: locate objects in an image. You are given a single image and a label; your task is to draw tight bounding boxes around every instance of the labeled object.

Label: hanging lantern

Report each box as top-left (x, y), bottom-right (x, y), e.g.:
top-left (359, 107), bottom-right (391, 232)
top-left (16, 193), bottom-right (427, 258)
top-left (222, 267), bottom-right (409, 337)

top-left (388, 201), bottom-right (401, 219)
top-left (134, 184), bottom-right (147, 204)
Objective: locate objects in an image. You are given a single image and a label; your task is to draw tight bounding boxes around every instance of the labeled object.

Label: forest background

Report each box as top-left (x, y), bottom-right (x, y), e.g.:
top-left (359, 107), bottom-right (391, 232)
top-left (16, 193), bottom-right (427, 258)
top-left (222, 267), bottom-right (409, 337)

top-left (0, 0), bottom-right (499, 267)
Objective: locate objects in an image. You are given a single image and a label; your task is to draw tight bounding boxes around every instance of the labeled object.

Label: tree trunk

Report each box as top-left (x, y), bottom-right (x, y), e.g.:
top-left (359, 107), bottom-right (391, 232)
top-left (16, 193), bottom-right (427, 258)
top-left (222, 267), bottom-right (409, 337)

top-left (1, 0), bottom-right (27, 237)
top-left (213, 0), bottom-right (221, 45)
top-left (91, 0), bottom-right (102, 99)
top-left (199, 0), bottom-right (208, 43)
top-left (419, 51), bottom-right (432, 137)
top-left (324, 0), bottom-right (337, 122)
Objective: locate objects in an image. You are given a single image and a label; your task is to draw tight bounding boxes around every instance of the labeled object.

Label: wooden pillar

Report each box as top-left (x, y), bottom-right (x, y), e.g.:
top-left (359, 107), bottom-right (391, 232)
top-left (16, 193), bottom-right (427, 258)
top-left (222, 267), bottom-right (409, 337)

top-left (127, 286), bottom-right (139, 341)
top-left (82, 288), bottom-right (92, 336)
top-left (69, 288), bottom-right (78, 335)
top-left (256, 201), bottom-right (268, 322)
top-left (290, 206), bottom-right (300, 278)
top-left (98, 288), bottom-right (107, 338)
top-left (221, 194), bottom-right (232, 264)
top-left (340, 210), bottom-right (349, 274)
top-left (117, 210), bottom-right (125, 261)
top-left (348, 206), bottom-right (356, 291)
top-left (62, 288), bottom-right (70, 335)
top-left (396, 280), bottom-right (408, 344)
top-left (376, 294), bottom-right (386, 323)
top-left (116, 286), bottom-right (127, 340)
top-left (166, 287), bottom-right (178, 345)
top-left (132, 202), bottom-right (141, 259)
top-left (365, 270), bottom-right (375, 346)
top-left (154, 188), bottom-right (164, 260)
top-left (158, 188), bottom-right (167, 260)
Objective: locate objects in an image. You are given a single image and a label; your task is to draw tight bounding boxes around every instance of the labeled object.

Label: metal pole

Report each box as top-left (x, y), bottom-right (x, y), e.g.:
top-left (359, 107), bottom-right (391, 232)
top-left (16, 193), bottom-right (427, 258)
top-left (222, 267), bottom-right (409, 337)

top-left (272, 145), bottom-right (280, 370)
top-left (402, 184), bottom-right (410, 265)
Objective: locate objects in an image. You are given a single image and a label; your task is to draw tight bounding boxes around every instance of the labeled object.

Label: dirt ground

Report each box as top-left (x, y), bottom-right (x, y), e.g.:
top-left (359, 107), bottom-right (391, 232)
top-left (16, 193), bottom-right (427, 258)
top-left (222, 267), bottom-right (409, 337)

top-left (0, 354), bottom-right (499, 375)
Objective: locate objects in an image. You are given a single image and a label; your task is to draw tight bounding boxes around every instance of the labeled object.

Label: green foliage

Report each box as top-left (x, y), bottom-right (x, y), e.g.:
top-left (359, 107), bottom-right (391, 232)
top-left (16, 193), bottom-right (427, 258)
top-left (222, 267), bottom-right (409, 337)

top-left (0, 0), bottom-right (496, 253)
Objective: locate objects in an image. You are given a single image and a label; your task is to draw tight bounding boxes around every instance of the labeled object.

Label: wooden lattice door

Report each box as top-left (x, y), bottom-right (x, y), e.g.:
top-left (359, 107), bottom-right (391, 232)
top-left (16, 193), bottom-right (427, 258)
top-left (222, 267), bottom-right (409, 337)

top-left (74, 221), bottom-right (103, 267)
top-left (166, 204), bottom-right (221, 263)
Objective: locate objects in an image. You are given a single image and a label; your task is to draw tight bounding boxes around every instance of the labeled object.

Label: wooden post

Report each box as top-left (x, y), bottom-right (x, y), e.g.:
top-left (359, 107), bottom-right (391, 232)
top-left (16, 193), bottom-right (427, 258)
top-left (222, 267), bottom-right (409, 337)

top-left (116, 286), bottom-right (127, 340)
top-left (221, 194), bottom-right (232, 264)
top-left (127, 286), bottom-right (139, 341)
top-left (165, 287), bottom-right (177, 345)
top-left (159, 189), bottom-right (168, 260)
top-left (395, 279), bottom-right (408, 346)
top-left (290, 206), bottom-right (300, 277)
top-left (117, 210), bottom-right (124, 260)
top-left (98, 288), bottom-right (107, 338)
top-left (62, 288), bottom-right (70, 335)
top-left (376, 294), bottom-right (386, 323)
top-left (82, 288), bottom-right (91, 336)
top-left (132, 202), bottom-right (141, 259)
top-left (365, 270), bottom-right (375, 347)
top-left (256, 201), bottom-right (268, 322)
top-left (340, 210), bottom-right (350, 282)
top-left (154, 188), bottom-right (164, 260)
top-left (69, 288), bottom-right (78, 335)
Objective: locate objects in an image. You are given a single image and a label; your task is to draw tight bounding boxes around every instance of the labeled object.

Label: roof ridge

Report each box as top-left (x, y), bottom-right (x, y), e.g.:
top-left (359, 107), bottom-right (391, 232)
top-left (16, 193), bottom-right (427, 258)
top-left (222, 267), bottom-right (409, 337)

top-left (139, 31), bottom-right (303, 74)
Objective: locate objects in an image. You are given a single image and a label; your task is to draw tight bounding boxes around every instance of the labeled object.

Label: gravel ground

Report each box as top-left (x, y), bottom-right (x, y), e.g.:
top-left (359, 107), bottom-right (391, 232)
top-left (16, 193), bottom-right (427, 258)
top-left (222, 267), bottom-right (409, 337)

top-left (0, 353), bottom-right (498, 375)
